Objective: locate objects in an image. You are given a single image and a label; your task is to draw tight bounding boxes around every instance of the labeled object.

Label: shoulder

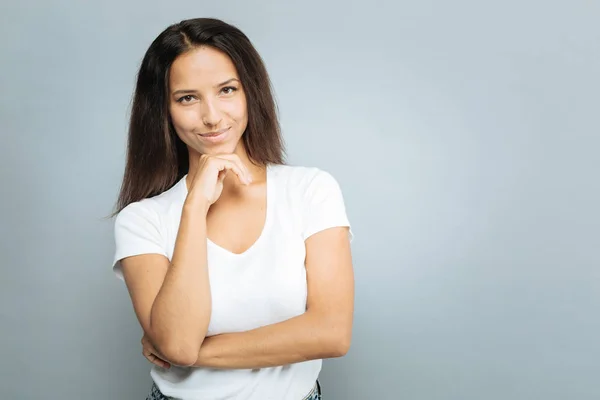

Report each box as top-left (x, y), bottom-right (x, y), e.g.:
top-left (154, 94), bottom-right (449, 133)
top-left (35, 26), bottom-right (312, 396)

top-left (114, 176), bottom-right (186, 229)
top-left (269, 164), bottom-right (343, 196)
top-left (113, 199), bottom-right (164, 246)
top-left (270, 164), bottom-right (352, 241)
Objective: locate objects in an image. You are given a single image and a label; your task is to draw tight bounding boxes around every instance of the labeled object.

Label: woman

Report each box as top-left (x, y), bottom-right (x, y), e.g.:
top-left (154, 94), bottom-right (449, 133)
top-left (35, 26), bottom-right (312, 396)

top-left (112, 17), bottom-right (354, 400)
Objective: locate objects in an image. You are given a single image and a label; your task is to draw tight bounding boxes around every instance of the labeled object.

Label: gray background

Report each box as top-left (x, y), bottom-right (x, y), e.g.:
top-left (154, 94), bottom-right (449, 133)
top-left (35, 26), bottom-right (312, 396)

top-left (1, 0), bottom-right (599, 399)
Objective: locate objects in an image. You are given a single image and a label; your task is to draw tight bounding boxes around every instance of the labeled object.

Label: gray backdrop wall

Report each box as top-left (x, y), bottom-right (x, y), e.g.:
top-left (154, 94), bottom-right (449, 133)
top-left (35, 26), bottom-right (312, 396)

top-left (1, 0), bottom-right (599, 399)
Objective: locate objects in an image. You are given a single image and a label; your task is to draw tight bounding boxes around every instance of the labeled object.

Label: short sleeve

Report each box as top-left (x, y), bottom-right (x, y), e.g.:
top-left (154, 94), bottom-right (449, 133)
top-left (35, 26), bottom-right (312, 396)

top-left (112, 202), bottom-right (167, 281)
top-left (302, 169), bottom-right (353, 241)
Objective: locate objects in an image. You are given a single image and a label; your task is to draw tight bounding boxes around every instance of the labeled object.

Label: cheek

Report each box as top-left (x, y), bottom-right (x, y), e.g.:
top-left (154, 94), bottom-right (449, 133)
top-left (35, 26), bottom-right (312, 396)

top-left (169, 106), bottom-right (198, 131)
top-left (230, 97), bottom-right (248, 124)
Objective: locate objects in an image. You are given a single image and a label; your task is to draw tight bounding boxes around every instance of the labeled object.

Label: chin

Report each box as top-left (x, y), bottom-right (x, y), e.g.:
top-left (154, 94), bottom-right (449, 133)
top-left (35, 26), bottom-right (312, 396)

top-left (198, 140), bottom-right (242, 156)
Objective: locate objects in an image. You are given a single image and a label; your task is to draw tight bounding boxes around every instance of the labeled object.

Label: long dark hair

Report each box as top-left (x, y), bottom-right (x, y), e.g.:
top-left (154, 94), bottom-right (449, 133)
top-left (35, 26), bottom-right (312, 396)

top-left (111, 18), bottom-right (285, 216)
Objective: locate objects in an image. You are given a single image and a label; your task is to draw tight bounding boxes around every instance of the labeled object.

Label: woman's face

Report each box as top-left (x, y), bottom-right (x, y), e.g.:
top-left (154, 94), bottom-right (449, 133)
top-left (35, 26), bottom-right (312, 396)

top-left (168, 46), bottom-right (248, 156)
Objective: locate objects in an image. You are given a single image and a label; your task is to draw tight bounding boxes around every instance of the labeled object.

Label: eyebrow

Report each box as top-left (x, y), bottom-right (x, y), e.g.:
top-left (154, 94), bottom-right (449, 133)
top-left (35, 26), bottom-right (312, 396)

top-left (172, 78), bottom-right (240, 96)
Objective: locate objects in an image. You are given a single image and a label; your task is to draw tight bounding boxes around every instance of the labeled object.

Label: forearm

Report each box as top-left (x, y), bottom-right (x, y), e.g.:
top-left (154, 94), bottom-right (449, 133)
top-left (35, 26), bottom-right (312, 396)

top-left (150, 198), bottom-right (212, 363)
top-left (194, 311), bottom-right (350, 369)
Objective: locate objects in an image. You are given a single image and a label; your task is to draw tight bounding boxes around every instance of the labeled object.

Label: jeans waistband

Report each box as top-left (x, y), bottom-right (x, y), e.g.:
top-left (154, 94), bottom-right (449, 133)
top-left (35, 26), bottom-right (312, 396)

top-left (148, 380), bottom-right (321, 400)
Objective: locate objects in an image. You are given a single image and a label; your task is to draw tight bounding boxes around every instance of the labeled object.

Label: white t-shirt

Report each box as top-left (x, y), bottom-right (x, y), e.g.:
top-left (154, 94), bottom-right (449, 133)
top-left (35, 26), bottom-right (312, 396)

top-left (112, 164), bottom-right (353, 400)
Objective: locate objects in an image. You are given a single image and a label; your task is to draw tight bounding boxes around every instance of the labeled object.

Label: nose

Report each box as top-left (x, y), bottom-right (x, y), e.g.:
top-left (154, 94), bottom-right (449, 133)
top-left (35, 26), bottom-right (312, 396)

top-left (201, 98), bottom-right (222, 128)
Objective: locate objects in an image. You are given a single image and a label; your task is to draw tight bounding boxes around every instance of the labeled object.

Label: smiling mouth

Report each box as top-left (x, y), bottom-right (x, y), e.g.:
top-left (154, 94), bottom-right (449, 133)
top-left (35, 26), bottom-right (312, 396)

top-left (199, 127), bottom-right (230, 137)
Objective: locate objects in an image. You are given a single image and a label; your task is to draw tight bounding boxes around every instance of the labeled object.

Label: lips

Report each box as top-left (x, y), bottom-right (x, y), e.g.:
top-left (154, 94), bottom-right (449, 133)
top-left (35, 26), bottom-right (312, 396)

top-left (197, 127), bottom-right (230, 143)
top-left (200, 127), bottom-right (230, 137)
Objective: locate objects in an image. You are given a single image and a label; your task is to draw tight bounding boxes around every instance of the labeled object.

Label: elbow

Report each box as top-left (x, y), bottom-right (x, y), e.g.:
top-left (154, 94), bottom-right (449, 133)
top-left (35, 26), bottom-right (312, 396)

top-left (159, 342), bottom-right (200, 367)
top-left (148, 315), bottom-right (209, 367)
top-left (325, 326), bottom-right (352, 358)
top-left (155, 338), bottom-right (203, 367)
top-left (331, 333), bottom-right (352, 357)
top-left (316, 312), bottom-right (353, 358)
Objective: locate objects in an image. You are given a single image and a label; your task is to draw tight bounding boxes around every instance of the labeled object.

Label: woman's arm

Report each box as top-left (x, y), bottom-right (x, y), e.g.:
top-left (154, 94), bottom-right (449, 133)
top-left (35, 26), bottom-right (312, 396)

top-left (122, 197), bottom-right (212, 367)
top-left (123, 155), bottom-right (254, 367)
top-left (193, 226), bottom-right (354, 369)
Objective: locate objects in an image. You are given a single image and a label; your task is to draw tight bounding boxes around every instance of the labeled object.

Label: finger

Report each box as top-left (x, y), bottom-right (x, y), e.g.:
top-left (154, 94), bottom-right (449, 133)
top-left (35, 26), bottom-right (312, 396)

top-left (143, 343), bottom-right (159, 359)
top-left (144, 344), bottom-right (167, 363)
top-left (217, 169), bottom-right (228, 185)
top-left (144, 350), bottom-right (171, 369)
top-left (147, 353), bottom-right (168, 368)
top-left (215, 154), bottom-right (253, 183)
top-left (214, 158), bottom-right (250, 185)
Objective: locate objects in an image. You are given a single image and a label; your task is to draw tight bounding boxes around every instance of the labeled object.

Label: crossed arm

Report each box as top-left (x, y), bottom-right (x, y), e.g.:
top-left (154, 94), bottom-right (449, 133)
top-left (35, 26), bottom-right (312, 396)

top-left (127, 226), bottom-right (354, 369)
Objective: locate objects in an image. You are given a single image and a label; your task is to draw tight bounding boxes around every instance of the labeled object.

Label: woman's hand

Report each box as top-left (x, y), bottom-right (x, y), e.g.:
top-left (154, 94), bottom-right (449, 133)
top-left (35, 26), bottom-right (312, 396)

top-left (187, 154), bottom-right (253, 207)
top-left (142, 334), bottom-right (171, 369)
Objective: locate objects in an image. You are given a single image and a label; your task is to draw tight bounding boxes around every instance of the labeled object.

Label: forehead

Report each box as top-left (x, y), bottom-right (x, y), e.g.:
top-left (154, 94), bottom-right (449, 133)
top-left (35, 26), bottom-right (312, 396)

top-left (169, 46), bottom-right (239, 88)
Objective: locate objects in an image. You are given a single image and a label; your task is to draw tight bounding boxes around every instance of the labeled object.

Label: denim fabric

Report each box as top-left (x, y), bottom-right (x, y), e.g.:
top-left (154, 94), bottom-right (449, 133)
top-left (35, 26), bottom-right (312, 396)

top-left (146, 383), bottom-right (171, 400)
top-left (303, 380), bottom-right (322, 400)
top-left (146, 381), bottom-right (322, 400)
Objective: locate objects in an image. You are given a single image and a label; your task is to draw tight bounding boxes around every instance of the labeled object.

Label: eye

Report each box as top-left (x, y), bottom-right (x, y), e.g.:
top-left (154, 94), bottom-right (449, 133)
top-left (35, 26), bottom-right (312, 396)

top-left (221, 86), bottom-right (237, 95)
top-left (177, 95), bottom-right (196, 103)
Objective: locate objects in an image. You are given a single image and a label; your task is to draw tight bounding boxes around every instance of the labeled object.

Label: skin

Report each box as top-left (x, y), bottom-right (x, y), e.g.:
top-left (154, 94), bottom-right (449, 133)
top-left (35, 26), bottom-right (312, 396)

top-left (123, 45), bottom-right (354, 370)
